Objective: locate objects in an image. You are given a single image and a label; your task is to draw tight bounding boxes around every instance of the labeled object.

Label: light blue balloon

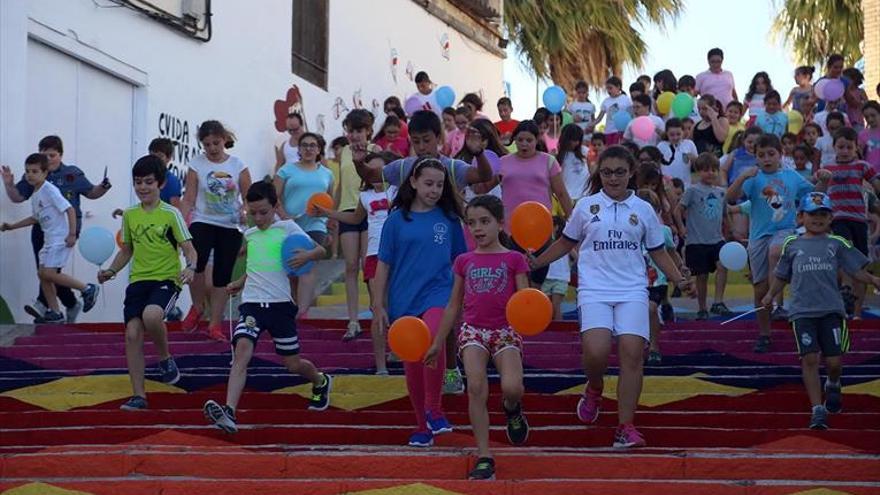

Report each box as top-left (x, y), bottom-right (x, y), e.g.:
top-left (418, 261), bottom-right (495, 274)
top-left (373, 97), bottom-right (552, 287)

top-left (435, 86), bottom-right (456, 109)
top-left (78, 226), bottom-right (116, 266)
top-left (542, 85), bottom-right (566, 113)
top-left (612, 110), bottom-right (632, 131)
top-left (282, 233), bottom-right (316, 276)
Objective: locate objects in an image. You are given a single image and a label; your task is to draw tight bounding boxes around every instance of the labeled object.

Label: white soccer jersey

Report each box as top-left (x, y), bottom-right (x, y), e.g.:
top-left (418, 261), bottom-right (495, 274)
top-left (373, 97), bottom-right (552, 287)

top-left (563, 190), bottom-right (666, 304)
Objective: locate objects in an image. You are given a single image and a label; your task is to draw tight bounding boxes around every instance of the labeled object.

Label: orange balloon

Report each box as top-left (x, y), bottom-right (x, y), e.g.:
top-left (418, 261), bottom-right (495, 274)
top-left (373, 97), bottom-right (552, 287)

top-left (510, 201), bottom-right (552, 251)
top-left (307, 192), bottom-right (335, 217)
top-left (115, 229), bottom-right (124, 248)
top-left (506, 288), bottom-right (552, 336)
top-left (387, 316), bottom-right (431, 362)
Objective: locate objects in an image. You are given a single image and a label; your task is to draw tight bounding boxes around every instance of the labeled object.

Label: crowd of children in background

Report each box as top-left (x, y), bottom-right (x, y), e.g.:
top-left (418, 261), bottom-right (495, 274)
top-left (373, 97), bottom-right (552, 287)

top-left (3, 48), bottom-right (880, 481)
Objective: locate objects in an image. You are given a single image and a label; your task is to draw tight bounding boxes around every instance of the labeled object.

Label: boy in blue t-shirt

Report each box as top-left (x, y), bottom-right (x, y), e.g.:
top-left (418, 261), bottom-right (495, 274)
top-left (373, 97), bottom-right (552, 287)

top-left (727, 134), bottom-right (813, 353)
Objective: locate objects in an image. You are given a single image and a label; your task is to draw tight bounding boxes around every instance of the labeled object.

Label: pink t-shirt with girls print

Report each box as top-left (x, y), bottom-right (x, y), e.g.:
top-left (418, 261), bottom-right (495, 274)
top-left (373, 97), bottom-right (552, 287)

top-left (454, 251), bottom-right (529, 329)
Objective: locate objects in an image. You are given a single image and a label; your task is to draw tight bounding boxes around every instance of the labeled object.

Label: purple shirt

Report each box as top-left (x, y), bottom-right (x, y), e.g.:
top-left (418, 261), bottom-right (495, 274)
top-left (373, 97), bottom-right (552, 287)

top-left (859, 128), bottom-right (880, 174)
top-left (454, 251), bottom-right (529, 329)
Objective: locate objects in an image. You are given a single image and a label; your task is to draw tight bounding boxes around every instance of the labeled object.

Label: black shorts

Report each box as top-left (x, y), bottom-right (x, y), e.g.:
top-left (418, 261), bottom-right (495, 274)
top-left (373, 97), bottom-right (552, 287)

top-left (831, 219), bottom-right (868, 255)
top-left (685, 242), bottom-right (724, 275)
top-left (339, 209), bottom-right (368, 234)
top-left (190, 222), bottom-right (243, 287)
top-left (647, 285), bottom-right (668, 305)
top-left (792, 314), bottom-right (848, 357)
top-left (306, 230), bottom-right (328, 246)
top-left (123, 280), bottom-right (179, 324)
top-left (234, 302), bottom-right (300, 356)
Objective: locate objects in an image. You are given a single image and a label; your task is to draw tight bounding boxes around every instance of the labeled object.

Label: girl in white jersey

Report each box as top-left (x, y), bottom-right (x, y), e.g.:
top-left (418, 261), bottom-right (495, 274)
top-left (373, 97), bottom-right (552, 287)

top-left (531, 146), bottom-right (693, 448)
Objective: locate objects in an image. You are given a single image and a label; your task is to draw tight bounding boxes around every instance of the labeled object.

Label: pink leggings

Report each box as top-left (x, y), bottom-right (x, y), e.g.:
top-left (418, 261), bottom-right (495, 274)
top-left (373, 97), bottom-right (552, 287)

top-left (403, 307), bottom-right (446, 431)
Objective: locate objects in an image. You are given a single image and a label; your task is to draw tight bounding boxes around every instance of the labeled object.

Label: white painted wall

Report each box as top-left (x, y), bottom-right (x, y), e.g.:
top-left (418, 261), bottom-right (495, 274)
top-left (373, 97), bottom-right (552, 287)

top-left (0, 0), bottom-right (504, 323)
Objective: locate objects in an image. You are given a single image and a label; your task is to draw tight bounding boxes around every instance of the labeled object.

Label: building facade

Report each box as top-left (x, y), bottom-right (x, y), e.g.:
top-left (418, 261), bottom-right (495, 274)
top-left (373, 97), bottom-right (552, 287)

top-left (865, 0), bottom-right (879, 95)
top-left (0, 0), bottom-right (506, 323)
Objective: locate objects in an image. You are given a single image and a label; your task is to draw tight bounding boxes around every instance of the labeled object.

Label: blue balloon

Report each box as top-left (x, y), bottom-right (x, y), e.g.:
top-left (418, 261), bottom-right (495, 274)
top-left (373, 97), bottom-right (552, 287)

top-left (435, 86), bottom-right (456, 109)
top-left (542, 85), bottom-right (566, 113)
top-left (612, 110), bottom-right (632, 131)
top-left (282, 233), bottom-right (316, 276)
top-left (78, 226), bottom-right (115, 266)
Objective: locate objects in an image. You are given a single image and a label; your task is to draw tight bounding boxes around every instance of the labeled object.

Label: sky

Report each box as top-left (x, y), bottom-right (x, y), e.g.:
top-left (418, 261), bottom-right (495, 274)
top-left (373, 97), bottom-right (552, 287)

top-left (503, 0), bottom-right (801, 120)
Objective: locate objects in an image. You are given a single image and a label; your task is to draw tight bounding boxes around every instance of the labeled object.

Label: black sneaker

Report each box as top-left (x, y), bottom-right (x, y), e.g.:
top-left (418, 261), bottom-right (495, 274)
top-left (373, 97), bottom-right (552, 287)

top-left (809, 405), bottom-right (828, 430)
top-left (308, 373), bottom-right (332, 411)
top-left (503, 401), bottom-right (529, 446)
top-left (696, 310), bottom-right (709, 320)
top-left (710, 302), bottom-right (733, 316)
top-left (468, 457), bottom-right (496, 480)
top-left (646, 350), bottom-right (662, 365)
top-left (120, 395), bottom-right (148, 411)
top-left (753, 335), bottom-right (771, 353)
top-left (825, 381), bottom-right (843, 413)
top-left (81, 283), bottom-right (99, 313)
top-left (158, 357), bottom-right (181, 385)
top-left (671, 286), bottom-right (682, 298)
top-left (204, 399), bottom-right (237, 433)
top-left (42, 310), bottom-right (64, 324)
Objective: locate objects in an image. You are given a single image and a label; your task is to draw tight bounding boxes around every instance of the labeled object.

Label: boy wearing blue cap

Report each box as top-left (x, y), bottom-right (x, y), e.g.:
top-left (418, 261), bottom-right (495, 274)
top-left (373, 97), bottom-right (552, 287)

top-left (763, 192), bottom-right (880, 430)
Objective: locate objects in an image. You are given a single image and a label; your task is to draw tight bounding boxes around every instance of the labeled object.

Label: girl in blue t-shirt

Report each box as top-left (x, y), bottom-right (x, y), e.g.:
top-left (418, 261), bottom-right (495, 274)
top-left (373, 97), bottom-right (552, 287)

top-left (372, 157), bottom-right (467, 448)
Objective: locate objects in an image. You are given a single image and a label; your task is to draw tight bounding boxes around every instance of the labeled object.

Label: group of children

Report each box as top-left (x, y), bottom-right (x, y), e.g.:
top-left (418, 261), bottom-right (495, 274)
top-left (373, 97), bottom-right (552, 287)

top-left (3, 50), bottom-right (880, 481)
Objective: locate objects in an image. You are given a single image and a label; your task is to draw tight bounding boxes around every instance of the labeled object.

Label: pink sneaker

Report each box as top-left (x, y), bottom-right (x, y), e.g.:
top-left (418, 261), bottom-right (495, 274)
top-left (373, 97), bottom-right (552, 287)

top-left (576, 386), bottom-right (602, 424)
top-left (207, 324), bottom-right (228, 342)
top-left (612, 423), bottom-right (646, 448)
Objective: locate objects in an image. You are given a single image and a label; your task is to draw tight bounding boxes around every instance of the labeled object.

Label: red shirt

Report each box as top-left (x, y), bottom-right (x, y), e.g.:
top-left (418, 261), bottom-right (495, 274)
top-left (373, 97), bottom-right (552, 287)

top-left (495, 119), bottom-right (519, 137)
top-left (823, 160), bottom-right (876, 223)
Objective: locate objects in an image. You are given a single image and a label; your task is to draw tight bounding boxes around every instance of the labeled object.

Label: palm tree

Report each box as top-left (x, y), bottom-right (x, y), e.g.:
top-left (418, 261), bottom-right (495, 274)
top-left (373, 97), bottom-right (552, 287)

top-left (772, 0), bottom-right (863, 65)
top-left (502, 0), bottom-right (683, 91)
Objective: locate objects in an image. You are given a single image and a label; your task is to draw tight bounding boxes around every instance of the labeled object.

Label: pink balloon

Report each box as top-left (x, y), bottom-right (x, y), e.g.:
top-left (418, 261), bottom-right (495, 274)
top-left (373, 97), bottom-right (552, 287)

top-left (813, 79), bottom-right (829, 99)
top-left (404, 95), bottom-right (423, 116)
top-left (631, 116), bottom-right (656, 141)
top-left (823, 79), bottom-right (845, 101)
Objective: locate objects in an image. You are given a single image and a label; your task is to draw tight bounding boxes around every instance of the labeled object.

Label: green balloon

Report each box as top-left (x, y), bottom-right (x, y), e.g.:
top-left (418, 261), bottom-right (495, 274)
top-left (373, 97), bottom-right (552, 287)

top-left (562, 111), bottom-right (574, 126)
top-left (671, 93), bottom-right (694, 119)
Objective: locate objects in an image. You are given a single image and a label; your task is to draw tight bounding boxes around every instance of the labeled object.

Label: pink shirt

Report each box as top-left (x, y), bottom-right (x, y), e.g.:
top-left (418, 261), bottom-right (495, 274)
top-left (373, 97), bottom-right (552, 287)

top-left (499, 152), bottom-right (562, 230)
top-left (454, 251), bottom-right (529, 329)
top-left (859, 128), bottom-right (880, 173)
top-left (375, 135), bottom-right (410, 157)
top-left (695, 70), bottom-right (736, 107)
top-left (445, 129), bottom-right (465, 157)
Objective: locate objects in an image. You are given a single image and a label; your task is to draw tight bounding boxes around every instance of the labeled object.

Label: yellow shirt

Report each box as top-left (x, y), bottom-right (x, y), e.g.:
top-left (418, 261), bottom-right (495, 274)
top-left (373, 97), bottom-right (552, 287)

top-left (723, 121), bottom-right (745, 154)
top-left (337, 144), bottom-right (380, 211)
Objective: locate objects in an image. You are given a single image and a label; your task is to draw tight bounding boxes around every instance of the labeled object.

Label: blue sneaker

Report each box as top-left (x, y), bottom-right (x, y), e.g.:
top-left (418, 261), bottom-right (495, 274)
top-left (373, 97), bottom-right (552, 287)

top-left (120, 396), bottom-right (148, 411)
top-left (426, 411), bottom-right (453, 435)
top-left (158, 357), bottom-right (181, 385)
top-left (408, 430), bottom-right (433, 447)
top-left (81, 283), bottom-right (99, 313)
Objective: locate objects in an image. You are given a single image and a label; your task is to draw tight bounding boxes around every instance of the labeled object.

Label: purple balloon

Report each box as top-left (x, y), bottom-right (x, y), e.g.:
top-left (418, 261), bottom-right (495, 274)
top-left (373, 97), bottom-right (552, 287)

top-left (823, 79), bottom-right (845, 101)
top-left (404, 95), bottom-right (423, 116)
top-left (813, 79), bottom-right (829, 99)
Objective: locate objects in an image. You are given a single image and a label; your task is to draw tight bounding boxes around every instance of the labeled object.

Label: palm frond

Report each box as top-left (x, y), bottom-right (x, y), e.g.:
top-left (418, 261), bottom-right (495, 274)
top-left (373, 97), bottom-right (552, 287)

top-left (771, 0), bottom-right (863, 65)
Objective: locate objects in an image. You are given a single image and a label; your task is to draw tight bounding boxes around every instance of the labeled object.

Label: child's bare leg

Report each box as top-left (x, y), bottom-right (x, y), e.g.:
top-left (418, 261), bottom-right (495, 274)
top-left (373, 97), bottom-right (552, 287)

top-left (801, 352), bottom-right (822, 406)
top-left (39, 268), bottom-right (86, 291)
top-left (368, 280), bottom-right (387, 372)
top-left (648, 301), bottom-right (661, 353)
top-left (226, 338), bottom-right (255, 410)
top-left (38, 270), bottom-right (60, 312)
top-left (142, 305), bottom-right (171, 361)
top-left (125, 318), bottom-right (147, 398)
top-left (696, 274), bottom-right (708, 312)
top-left (713, 265), bottom-right (728, 304)
top-left (754, 281), bottom-right (771, 337)
top-left (461, 347), bottom-right (491, 458)
top-left (552, 294), bottom-right (564, 320)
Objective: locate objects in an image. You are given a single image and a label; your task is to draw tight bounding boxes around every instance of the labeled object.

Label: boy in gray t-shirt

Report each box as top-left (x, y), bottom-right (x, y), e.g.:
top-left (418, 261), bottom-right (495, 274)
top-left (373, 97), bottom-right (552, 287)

top-left (763, 192), bottom-right (880, 430)
top-left (674, 153), bottom-right (731, 320)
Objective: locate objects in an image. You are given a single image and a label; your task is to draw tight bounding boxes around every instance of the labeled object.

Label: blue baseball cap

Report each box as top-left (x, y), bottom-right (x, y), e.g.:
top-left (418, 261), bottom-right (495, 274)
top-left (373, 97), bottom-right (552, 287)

top-left (799, 192), bottom-right (832, 213)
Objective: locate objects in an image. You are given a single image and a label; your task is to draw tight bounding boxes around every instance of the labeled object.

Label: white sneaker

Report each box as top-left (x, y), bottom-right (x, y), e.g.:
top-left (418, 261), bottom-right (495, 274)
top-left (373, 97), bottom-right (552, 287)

top-left (66, 302), bottom-right (83, 324)
top-left (342, 320), bottom-right (362, 342)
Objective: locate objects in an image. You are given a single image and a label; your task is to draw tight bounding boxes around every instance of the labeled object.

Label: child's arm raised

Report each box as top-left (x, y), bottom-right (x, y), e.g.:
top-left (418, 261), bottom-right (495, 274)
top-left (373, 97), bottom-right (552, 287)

top-left (462, 128), bottom-right (493, 185)
top-left (725, 166), bottom-right (757, 203)
top-left (424, 274), bottom-right (464, 367)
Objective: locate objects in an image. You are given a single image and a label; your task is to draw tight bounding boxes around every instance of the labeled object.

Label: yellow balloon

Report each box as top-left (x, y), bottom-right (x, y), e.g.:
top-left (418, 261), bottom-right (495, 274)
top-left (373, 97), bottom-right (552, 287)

top-left (788, 110), bottom-right (804, 134)
top-left (657, 92), bottom-right (675, 115)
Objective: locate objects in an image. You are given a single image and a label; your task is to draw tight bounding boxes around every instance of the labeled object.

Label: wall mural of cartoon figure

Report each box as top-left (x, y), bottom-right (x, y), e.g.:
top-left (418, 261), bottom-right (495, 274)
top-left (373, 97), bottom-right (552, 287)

top-left (439, 32), bottom-right (450, 60)
top-left (352, 88), bottom-right (364, 109)
top-left (316, 114), bottom-right (326, 135)
top-left (371, 98), bottom-right (381, 117)
top-left (333, 97), bottom-right (350, 120)
top-left (390, 47), bottom-right (399, 83)
top-left (273, 85), bottom-right (307, 132)
top-left (405, 60), bottom-right (414, 81)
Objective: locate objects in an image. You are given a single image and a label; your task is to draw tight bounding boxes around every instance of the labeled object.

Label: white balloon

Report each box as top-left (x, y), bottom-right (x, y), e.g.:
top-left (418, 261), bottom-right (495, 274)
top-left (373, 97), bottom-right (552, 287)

top-left (719, 241), bottom-right (748, 271)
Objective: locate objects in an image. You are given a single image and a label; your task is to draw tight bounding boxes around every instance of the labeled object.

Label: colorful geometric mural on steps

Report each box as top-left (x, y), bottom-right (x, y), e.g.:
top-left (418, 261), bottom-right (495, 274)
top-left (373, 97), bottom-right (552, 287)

top-left (1, 375), bottom-right (185, 411)
top-left (554, 373), bottom-right (756, 407)
top-left (275, 374), bottom-right (409, 411)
